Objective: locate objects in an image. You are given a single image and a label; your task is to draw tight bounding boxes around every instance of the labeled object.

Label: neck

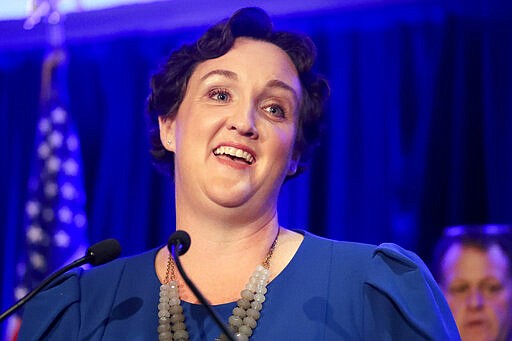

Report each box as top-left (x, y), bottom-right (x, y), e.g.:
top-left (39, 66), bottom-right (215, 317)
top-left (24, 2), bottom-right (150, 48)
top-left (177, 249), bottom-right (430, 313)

top-left (176, 213), bottom-right (280, 261)
top-left (165, 209), bottom-right (279, 302)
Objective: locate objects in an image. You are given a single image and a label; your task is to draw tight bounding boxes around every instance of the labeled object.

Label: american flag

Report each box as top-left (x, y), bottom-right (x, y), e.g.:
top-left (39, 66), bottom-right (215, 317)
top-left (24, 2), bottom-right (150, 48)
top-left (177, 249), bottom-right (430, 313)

top-left (6, 49), bottom-right (88, 340)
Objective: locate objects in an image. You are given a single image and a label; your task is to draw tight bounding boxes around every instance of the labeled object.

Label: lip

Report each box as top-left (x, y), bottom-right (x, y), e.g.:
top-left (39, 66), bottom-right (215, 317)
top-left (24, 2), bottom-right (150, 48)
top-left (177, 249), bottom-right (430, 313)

top-left (212, 142), bottom-right (257, 162)
top-left (464, 318), bottom-right (487, 328)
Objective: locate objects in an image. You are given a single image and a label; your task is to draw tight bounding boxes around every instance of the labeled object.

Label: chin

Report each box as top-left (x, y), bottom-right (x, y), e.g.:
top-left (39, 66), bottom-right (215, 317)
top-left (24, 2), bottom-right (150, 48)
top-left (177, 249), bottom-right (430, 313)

top-left (460, 328), bottom-right (496, 341)
top-left (205, 186), bottom-right (254, 208)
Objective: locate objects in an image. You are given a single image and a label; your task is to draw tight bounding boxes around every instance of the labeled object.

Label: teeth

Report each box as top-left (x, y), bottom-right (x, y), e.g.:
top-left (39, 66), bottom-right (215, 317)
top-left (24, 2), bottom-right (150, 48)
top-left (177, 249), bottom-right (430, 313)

top-left (213, 146), bottom-right (255, 164)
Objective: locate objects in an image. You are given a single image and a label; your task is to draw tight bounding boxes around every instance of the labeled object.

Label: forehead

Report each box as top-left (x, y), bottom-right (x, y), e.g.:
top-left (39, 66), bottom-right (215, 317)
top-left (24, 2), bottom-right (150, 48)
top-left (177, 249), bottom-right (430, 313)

top-left (190, 37), bottom-right (301, 93)
top-left (441, 243), bottom-right (511, 282)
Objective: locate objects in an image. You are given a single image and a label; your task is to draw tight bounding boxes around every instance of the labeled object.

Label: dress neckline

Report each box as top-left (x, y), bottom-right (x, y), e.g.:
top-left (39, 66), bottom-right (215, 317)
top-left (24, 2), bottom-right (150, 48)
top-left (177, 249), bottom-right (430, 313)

top-left (150, 229), bottom-right (309, 307)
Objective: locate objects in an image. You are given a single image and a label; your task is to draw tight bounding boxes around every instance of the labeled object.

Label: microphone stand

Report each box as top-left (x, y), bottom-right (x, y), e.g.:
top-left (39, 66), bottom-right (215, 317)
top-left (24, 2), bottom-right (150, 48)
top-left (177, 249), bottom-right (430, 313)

top-left (170, 243), bottom-right (236, 341)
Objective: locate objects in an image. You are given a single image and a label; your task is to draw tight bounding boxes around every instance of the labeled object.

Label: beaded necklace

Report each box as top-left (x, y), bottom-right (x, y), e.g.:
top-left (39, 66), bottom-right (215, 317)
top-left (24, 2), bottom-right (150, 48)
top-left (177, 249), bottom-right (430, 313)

top-left (157, 230), bottom-right (279, 341)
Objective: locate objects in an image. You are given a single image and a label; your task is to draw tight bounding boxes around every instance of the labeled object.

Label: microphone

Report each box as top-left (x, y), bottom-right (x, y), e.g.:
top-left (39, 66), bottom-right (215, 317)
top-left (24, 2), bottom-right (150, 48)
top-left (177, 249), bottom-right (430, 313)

top-left (0, 238), bottom-right (121, 322)
top-left (168, 231), bottom-right (236, 341)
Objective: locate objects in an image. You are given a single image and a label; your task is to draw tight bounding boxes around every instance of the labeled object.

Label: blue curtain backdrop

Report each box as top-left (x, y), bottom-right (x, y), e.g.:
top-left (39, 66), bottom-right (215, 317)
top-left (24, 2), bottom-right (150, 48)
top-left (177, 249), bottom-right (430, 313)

top-left (1, 1), bottom-right (511, 321)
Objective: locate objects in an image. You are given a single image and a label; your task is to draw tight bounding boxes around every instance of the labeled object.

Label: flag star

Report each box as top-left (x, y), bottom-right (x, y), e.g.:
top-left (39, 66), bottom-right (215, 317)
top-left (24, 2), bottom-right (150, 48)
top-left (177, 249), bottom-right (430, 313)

top-left (42, 208), bottom-right (54, 222)
top-left (62, 158), bottom-right (78, 176)
top-left (38, 118), bottom-right (51, 134)
top-left (51, 107), bottom-right (67, 123)
top-left (54, 230), bottom-right (70, 248)
top-left (58, 206), bottom-right (73, 223)
top-left (26, 200), bottom-right (41, 217)
top-left (48, 131), bottom-right (63, 148)
top-left (37, 142), bottom-right (51, 159)
top-left (29, 252), bottom-right (47, 271)
top-left (61, 182), bottom-right (76, 200)
top-left (74, 214), bottom-right (87, 228)
top-left (67, 134), bottom-right (79, 151)
top-left (44, 182), bottom-right (58, 198)
top-left (27, 224), bottom-right (45, 243)
top-left (14, 286), bottom-right (29, 300)
top-left (46, 156), bottom-right (61, 174)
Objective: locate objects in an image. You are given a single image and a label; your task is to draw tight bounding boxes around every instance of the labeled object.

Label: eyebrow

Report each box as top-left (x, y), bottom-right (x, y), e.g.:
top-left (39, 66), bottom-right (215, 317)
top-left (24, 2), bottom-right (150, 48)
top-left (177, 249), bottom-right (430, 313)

top-left (200, 69), bottom-right (238, 82)
top-left (266, 79), bottom-right (300, 102)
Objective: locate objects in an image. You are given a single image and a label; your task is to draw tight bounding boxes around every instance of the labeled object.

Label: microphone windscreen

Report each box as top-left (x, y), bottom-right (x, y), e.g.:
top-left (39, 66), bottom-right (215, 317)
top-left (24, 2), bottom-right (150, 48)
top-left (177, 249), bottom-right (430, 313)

top-left (168, 230), bottom-right (191, 256)
top-left (86, 238), bottom-right (122, 266)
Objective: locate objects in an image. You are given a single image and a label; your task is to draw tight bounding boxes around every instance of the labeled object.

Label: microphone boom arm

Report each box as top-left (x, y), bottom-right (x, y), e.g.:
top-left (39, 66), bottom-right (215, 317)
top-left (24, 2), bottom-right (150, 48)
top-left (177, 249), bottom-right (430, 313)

top-left (0, 257), bottom-right (86, 322)
top-left (0, 238), bottom-right (121, 323)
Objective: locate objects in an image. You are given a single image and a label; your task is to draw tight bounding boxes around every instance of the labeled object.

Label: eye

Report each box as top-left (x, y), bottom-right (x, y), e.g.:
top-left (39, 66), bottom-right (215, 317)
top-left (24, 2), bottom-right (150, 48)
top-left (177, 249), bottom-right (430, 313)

top-left (208, 88), bottom-right (231, 102)
top-left (482, 282), bottom-right (504, 296)
top-left (263, 104), bottom-right (286, 118)
top-left (448, 283), bottom-right (469, 295)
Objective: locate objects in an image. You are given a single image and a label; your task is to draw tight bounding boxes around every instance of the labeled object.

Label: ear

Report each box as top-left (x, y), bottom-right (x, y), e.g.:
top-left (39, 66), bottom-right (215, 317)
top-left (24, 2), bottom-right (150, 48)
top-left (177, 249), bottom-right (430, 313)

top-left (287, 153), bottom-right (300, 176)
top-left (158, 115), bottom-right (176, 152)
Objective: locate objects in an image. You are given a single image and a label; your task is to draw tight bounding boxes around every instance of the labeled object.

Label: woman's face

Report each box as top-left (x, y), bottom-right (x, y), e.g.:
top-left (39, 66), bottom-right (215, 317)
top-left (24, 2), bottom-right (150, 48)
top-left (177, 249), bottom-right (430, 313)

top-left (160, 38), bottom-right (301, 218)
top-left (441, 244), bottom-right (512, 341)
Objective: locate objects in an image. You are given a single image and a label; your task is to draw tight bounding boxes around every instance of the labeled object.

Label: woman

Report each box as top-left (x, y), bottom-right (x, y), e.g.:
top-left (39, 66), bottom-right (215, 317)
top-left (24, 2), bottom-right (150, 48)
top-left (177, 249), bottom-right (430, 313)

top-left (19, 7), bottom-right (459, 340)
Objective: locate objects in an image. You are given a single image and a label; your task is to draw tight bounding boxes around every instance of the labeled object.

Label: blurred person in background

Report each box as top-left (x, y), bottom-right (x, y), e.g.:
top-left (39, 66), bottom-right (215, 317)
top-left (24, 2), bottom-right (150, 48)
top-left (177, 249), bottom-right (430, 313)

top-left (432, 225), bottom-right (512, 341)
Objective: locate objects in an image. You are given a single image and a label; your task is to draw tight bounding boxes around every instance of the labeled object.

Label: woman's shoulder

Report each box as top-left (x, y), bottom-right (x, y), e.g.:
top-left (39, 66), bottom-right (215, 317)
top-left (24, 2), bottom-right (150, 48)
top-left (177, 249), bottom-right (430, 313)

top-left (296, 230), bottom-right (460, 339)
top-left (81, 246), bottom-right (159, 282)
top-left (18, 247), bottom-right (160, 340)
top-left (299, 229), bottom-right (429, 273)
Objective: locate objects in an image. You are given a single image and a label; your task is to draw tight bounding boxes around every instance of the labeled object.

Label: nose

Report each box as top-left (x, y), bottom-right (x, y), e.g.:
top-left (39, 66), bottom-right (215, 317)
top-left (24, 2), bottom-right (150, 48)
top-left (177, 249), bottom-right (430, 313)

top-left (466, 288), bottom-right (484, 310)
top-left (226, 103), bottom-right (259, 139)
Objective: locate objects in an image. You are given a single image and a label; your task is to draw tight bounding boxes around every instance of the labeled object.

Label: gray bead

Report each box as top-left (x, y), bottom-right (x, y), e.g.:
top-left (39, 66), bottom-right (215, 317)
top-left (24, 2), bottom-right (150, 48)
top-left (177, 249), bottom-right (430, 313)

top-left (158, 303), bottom-right (169, 311)
top-left (169, 297), bottom-right (181, 306)
top-left (243, 316), bottom-right (257, 329)
top-left (170, 305), bottom-right (184, 314)
top-left (240, 289), bottom-right (254, 300)
top-left (159, 316), bottom-right (171, 324)
top-left (250, 301), bottom-right (263, 311)
top-left (158, 324), bottom-right (171, 333)
top-left (172, 322), bottom-right (186, 331)
top-left (232, 307), bottom-right (247, 317)
top-left (237, 298), bottom-right (251, 309)
top-left (253, 293), bottom-right (265, 303)
top-left (173, 329), bottom-right (189, 340)
top-left (234, 332), bottom-right (249, 341)
top-left (158, 331), bottom-right (172, 340)
top-left (170, 313), bottom-right (185, 323)
top-left (229, 315), bottom-right (243, 327)
top-left (246, 308), bottom-right (260, 320)
top-left (158, 310), bottom-right (171, 318)
top-left (238, 325), bottom-right (253, 337)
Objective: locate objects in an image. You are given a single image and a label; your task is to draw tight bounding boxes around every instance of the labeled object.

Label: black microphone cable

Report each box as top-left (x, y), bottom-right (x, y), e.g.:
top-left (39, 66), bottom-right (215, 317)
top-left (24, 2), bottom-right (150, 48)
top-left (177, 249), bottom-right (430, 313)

top-left (0, 238), bottom-right (121, 322)
top-left (168, 230), bottom-right (236, 341)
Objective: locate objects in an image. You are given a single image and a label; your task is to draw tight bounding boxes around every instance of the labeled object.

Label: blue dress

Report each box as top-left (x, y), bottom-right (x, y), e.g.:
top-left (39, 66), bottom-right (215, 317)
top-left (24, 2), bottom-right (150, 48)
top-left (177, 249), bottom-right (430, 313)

top-left (18, 231), bottom-right (460, 340)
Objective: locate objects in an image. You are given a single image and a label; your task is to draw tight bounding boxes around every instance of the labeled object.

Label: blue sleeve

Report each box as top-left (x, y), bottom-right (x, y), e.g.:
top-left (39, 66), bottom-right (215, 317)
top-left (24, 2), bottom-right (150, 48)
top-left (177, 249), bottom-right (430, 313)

top-left (17, 258), bottom-right (128, 341)
top-left (18, 270), bottom-right (82, 341)
top-left (362, 243), bottom-right (460, 340)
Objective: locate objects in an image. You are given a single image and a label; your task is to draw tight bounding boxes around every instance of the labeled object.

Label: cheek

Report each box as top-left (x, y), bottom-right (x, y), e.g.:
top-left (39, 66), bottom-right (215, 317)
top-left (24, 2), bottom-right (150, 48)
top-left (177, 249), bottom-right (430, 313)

top-left (445, 294), bottom-right (467, 320)
top-left (491, 292), bottom-right (512, 319)
top-left (174, 105), bottom-right (221, 143)
top-left (273, 124), bottom-right (297, 151)
top-left (446, 296), bottom-right (463, 314)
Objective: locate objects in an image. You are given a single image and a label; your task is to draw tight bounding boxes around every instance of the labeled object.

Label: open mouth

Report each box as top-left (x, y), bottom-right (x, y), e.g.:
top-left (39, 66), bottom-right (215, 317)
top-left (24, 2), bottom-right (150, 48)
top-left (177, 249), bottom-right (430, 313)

top-left (213, 146), bottom-right (255, 165)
